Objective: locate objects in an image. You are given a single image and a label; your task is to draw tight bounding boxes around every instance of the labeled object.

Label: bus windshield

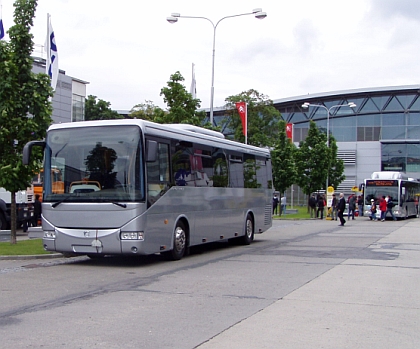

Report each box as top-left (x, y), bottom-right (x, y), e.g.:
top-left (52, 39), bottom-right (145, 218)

top-left (364, 180), bottom-right (399, 205)
top-left (43, 125), bottom-right (144, 203)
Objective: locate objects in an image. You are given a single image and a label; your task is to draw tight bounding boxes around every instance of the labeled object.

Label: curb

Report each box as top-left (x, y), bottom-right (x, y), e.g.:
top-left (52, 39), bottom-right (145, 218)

top-left (0, 253), bottom-right (64, 261)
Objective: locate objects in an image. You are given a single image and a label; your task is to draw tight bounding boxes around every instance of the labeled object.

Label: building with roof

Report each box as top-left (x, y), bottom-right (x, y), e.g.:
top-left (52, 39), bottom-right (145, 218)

top-left (211, 85), bottom-right (420, 203)
top-left (32, 57), bottom-right (88, 124)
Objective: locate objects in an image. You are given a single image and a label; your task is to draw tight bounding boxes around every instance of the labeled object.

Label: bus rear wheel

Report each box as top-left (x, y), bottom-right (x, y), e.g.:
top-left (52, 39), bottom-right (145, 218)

top-left (165, 221), bottom-right (187, 261)
top-left (242, 214), bottom-right (254, 245)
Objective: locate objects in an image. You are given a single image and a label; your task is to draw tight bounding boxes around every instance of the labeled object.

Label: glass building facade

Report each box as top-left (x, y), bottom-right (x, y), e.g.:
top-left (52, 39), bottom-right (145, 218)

top-left (211, 85), bottom-right (420, 202)
top-left (274, 85), bottom-right (420, 179)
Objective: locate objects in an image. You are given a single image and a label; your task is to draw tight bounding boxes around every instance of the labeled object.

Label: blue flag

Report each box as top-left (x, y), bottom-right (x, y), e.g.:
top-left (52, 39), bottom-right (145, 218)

top-left (0, 18), bottom-right (4, 39)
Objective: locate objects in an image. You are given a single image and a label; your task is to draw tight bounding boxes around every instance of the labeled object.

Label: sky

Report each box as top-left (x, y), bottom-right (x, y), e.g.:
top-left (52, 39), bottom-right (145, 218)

top-left (1, 0), bottom-right (420, 112)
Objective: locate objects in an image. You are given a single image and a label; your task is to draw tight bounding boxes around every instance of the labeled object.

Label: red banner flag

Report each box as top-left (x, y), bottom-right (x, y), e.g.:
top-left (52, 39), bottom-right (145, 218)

top-left (286, 123), bottom-right (293, 140)
top-left (235, 102), bottom-right (247, 136)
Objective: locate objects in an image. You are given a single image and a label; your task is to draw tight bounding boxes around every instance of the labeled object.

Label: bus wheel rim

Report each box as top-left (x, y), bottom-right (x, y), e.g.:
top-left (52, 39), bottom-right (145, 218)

top-left (174, 226), bottom-right (186, 252)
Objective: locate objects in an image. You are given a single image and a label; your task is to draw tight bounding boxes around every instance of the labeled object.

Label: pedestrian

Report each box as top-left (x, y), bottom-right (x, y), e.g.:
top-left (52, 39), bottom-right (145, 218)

top-left (309, 194), bottom-right (317, 218)
top-left (379, 196), bottom-right (387, 221)
top-left (331, 194), bottom-right (338, 221)
top-left (33, 194), bottom-right (42, 226)
top-left (357, 195), bottom-right (364, 217)
top-left (386, 196), bottom-right (397, 221)
top-left (337, 193), bottom-right (346, 226)
top-left (317, 194), bottom-right (325, 219)
top-left (280, 195), bottom-right (286, 215)
top-left (369, 199), bottom-right (378, 221)
top-left (272, 194), bottom-right (279, 215)
top-left (348, 194), bottom-right (356, 220)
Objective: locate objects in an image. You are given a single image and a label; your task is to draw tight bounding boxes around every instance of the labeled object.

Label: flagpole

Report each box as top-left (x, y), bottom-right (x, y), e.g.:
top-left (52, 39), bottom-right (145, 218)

top-left (245, 103), bottom-right (248, 145)
top-left (46, 13), bottom-right (50, 73)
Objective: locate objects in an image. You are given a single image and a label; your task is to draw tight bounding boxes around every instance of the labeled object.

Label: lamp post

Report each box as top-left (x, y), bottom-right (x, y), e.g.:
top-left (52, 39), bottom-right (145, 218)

top-left (167, 9), bottom-right (267, 126)
top-left (301, 102), bottom-right (356, 192)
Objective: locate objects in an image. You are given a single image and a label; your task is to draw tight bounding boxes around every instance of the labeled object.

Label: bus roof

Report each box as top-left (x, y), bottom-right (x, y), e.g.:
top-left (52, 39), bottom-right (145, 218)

top-left (370, 171), bottom-right (409, 180)
top-left (48, 119), bottom-right (271, 158)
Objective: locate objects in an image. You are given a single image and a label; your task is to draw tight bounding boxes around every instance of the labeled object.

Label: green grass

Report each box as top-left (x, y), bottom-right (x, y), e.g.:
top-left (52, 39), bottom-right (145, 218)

top-left (273, 206), bottom-right (313, 219)
top-left (0, 239), bottom-right (52, 255)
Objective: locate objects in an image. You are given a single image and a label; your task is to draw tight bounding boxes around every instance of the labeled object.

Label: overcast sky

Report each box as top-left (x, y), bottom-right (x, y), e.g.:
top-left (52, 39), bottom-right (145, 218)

top-left (1, 0), bottom-right (420, 111)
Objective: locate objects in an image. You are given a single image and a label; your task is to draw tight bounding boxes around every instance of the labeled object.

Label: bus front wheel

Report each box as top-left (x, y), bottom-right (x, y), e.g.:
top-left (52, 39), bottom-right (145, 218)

top-left (242, 214), bottom-right (254, 245)
top-left (166, 221), bottom-right (187, 261)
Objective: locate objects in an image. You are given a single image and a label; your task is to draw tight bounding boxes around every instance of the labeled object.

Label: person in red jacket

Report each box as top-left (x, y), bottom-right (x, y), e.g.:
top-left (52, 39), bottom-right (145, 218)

top-left (379, 196), bottom-right (387, 221)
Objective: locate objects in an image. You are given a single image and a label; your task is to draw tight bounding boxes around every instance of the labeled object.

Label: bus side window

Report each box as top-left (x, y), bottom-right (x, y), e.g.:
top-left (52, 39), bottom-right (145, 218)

top-left (212, 149), bottom-right (228, 188)
top-left (173, 143), bottom-right (193, 186)
top-left (147, 142), bottom-right (170, 206)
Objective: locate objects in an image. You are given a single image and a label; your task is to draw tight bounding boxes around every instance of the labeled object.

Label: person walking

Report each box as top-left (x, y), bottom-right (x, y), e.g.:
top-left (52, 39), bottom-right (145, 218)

top-left (317, 195), bottom-right (325, 219)
top-left (309, 194), bottom-right (317, 219)
top-left (369, 199), bottom-right (378, 221)
top-left (379, 196), bottom-right (387, 221)
top-left (386, 196), bottom-right (397, 221)
top-left (280, 195), bottom-right (286, 215)
top-left (357, 195), bottom-right (364, 217)
top-left (331, 194), bottom-right (338, 221)
top-left (348, 194), bottom-right (356, 220)
top-left (272, 194), bottom-right (279, 215)
top-left (337, 193), bottom-right (346, 226)
top-left (33, 194), bottom-right (42, 226)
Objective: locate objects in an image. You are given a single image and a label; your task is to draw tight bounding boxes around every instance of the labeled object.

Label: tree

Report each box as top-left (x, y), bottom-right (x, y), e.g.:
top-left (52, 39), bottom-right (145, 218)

top-left (129, 100), bottom-right (166, 121)
top-left (85, 95), bottom-right (122, 120)
top-left (271, 120), bottom-right (297, 212)
top-left (0, 0), bottom-right (53, 243)
top-left (294, 121), bottom-right (330, 209)
top-left (224, 89), bottom-right (281, 147)
top-left (158, 71), bottom-right (208, 126)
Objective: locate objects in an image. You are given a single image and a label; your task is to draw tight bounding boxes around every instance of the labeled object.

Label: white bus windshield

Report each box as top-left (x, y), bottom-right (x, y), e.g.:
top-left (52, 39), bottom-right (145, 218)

top-left (43, 125), bottom-right (144, 203)
top-left (364, 180), bottom-right (399, 205)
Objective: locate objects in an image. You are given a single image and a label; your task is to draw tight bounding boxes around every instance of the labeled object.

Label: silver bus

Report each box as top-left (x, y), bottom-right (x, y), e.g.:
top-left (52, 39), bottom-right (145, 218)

top-left (363, 171), bottom-right (420, 219)
top-left (23, 120), bottom-right (273, 260)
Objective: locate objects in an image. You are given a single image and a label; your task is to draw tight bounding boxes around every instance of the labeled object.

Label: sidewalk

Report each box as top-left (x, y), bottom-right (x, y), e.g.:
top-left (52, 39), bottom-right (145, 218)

top-left (197, 220), bottom-right (420, 349)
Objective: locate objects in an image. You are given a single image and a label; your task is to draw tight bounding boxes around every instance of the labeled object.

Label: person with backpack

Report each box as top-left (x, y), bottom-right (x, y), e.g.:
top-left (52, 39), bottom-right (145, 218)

top-left (386, 196), bottom-right (397, 221)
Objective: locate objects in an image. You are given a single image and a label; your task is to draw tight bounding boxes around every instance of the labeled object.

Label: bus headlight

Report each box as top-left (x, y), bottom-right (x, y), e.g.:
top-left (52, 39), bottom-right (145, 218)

top-left (44, 231), bottom-right (56, 239)
top-left (120, 232), bottom-right (144, 241)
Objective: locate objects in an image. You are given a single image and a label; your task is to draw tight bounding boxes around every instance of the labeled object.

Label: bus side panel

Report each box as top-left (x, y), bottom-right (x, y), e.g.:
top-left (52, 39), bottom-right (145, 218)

top-left (146, 186), bottom-right (271, 248)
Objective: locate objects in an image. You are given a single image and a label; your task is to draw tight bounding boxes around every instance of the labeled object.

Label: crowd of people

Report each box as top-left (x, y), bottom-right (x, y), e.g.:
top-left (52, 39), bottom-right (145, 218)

top-left (307, 192), bottom-right (397, 226)
top-left (273, 192), bottom-right (398, 225)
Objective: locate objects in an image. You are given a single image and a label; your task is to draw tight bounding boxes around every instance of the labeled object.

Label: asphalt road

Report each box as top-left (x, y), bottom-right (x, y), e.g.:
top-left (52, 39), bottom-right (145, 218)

top-left (0, 217), bottom-right (419, 348)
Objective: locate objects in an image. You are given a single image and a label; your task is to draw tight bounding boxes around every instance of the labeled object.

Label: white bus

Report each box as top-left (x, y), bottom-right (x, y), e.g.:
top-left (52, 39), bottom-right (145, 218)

top-left (23, 120), bottom-right (273, 260)
top-left (363, 171), bottom-right (420, 219)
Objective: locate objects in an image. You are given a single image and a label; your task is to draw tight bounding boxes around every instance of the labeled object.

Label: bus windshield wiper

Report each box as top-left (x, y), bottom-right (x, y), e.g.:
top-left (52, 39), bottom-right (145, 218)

top-left (112, 202), bottom-right (127, 208)
top-left (51, 195), bottom-right (74, 208)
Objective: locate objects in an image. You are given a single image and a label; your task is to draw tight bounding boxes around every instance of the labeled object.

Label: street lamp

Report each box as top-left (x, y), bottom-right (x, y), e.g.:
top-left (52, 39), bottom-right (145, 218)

top-left (301, 102), bottom-right (357, 191)
top-left (167, 9), bottom-right (267, 126)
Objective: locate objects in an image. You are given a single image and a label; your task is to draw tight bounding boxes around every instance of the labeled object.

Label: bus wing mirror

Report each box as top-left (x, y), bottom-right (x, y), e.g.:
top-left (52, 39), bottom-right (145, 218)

top-left (146, 140), bottom-right (158, 162)
top-left (22, 140), bottom-right (45, 165)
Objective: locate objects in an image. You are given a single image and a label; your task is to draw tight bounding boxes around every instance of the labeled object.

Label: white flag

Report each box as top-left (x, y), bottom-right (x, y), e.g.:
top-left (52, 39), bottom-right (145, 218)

top-left (46, 14), bottom-right (59, 90)
top-left (190, 63), bottom-right (196, 99)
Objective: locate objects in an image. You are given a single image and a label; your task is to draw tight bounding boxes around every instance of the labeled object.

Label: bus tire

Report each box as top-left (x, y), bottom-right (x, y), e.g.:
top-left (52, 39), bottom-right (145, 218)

top-left (166, 221), bottom-right (187, 261)
top-left (0, 212), bottom-right (7, 230)
top-left (242, 214), bottom-right (254, 245)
